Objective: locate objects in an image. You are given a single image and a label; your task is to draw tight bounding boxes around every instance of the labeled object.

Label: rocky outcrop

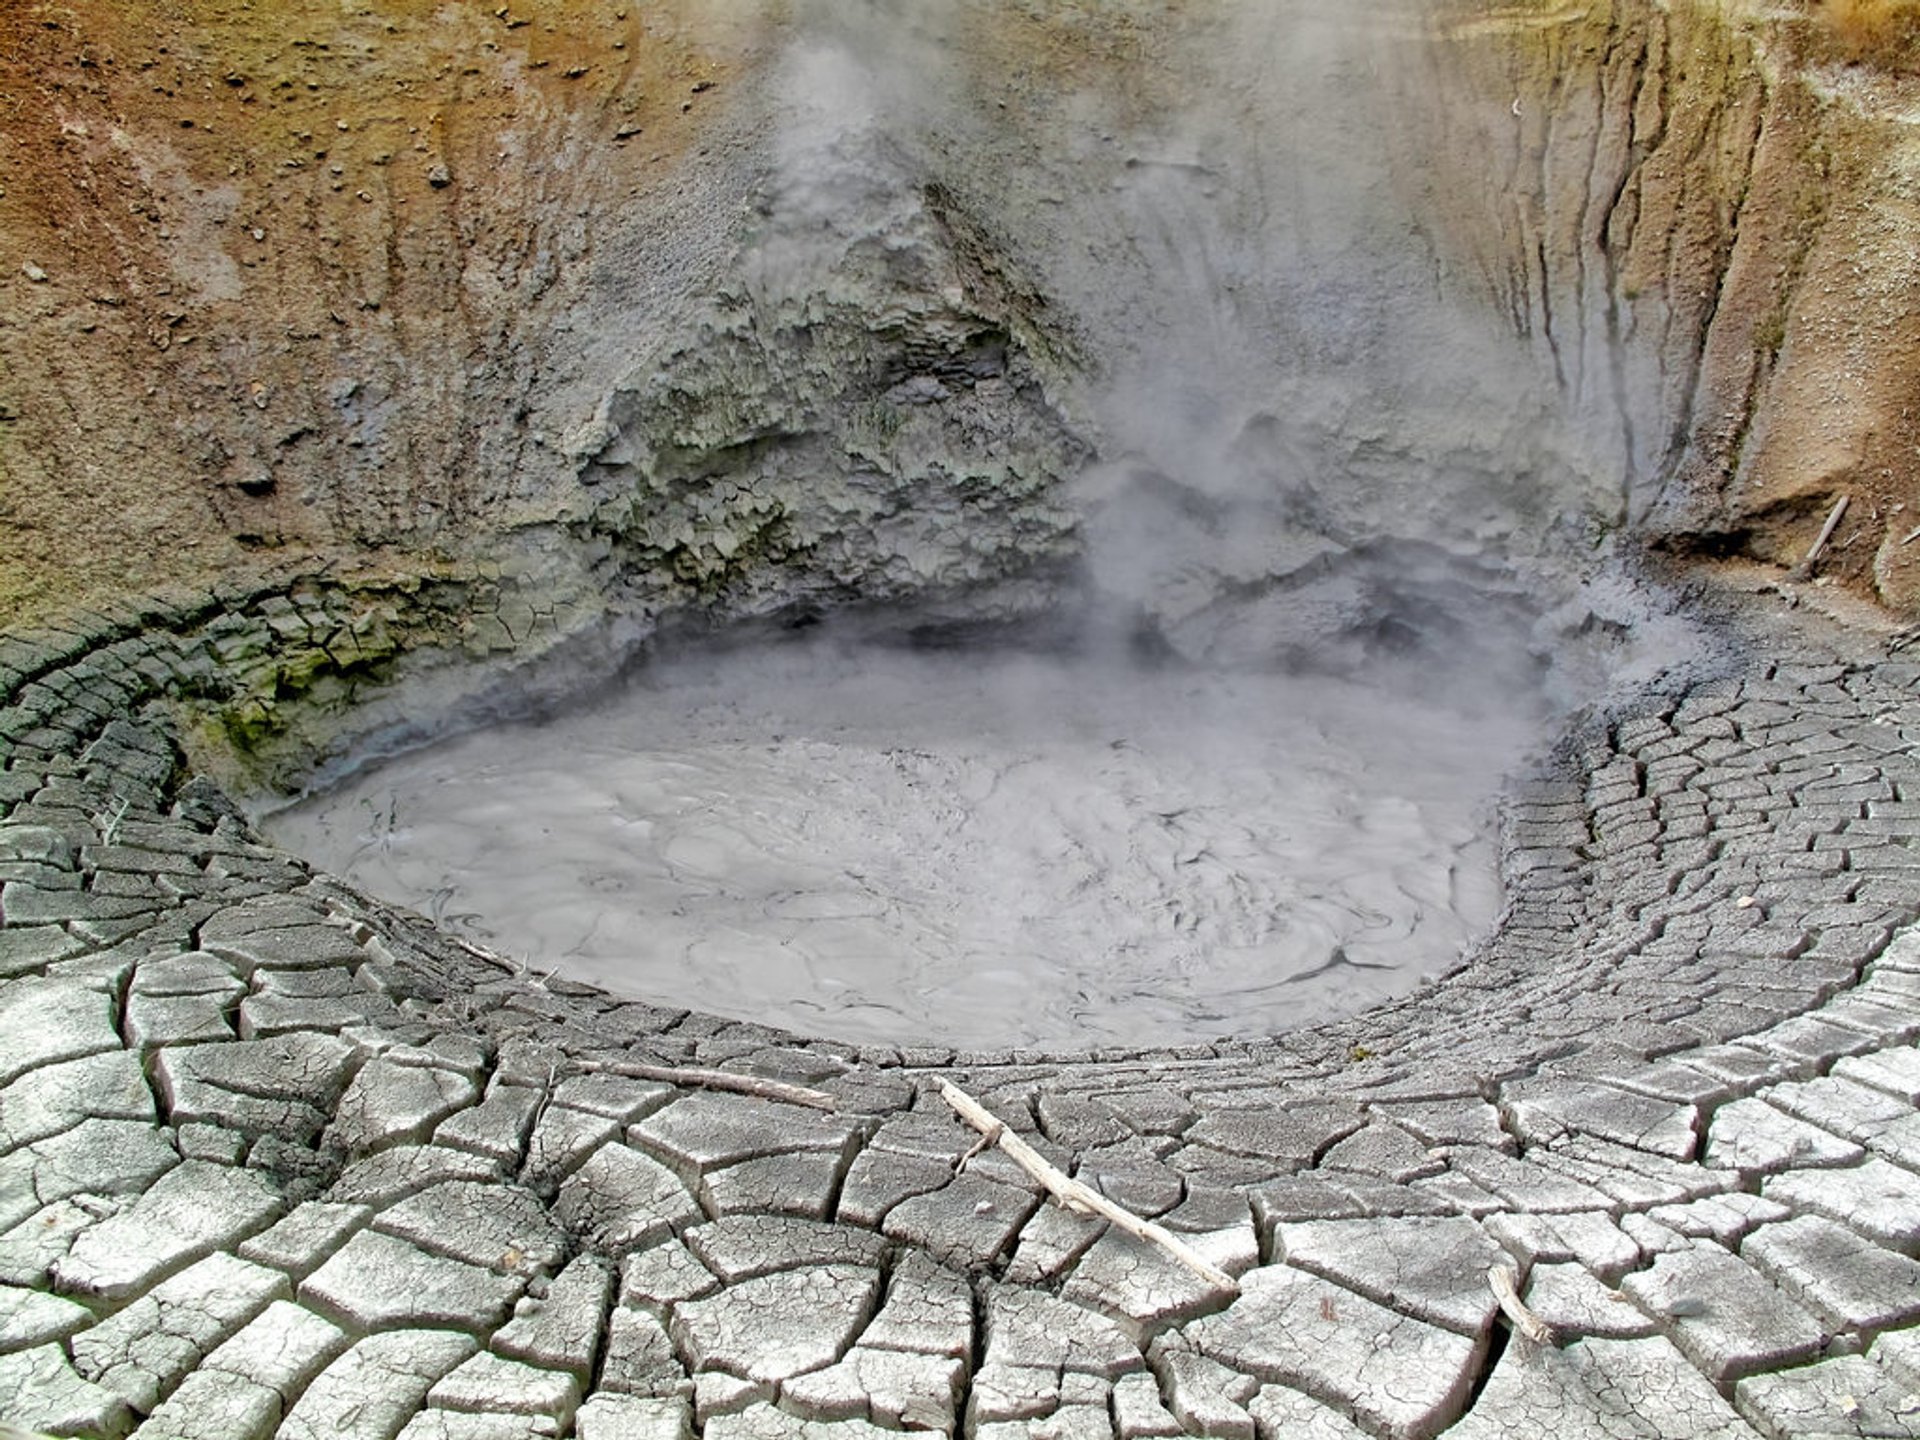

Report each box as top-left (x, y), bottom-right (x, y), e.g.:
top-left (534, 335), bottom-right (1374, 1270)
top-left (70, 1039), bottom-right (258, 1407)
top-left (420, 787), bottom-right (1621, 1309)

top-left (564, 155), bottom-right (1089, 633)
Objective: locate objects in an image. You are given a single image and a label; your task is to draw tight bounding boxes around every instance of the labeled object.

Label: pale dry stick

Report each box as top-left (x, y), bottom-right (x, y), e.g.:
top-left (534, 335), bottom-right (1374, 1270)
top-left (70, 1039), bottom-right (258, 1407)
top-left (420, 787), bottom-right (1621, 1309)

top-left (1488, 1263), bottom-right (1558, 1346)
top-left (442, 934), bottom-right (840, 1109)
top-left (582, 1058), bottom-right (839, 1111)
top-left (1790, 493), bottom-right (1851, 579)
top-left (936, 1077), bottom-right (1240, 1294)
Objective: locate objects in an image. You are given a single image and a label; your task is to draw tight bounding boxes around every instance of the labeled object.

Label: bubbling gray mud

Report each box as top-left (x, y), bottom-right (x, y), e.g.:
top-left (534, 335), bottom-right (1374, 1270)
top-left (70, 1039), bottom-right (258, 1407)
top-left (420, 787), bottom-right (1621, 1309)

top-left (270, 642), bottom-right (1549, 1048)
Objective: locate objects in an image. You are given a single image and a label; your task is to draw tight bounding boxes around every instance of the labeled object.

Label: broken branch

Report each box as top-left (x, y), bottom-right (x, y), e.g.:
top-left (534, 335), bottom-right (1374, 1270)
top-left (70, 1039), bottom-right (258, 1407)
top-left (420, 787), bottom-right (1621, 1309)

top-left (1790, 494), bottom-right (1850, 579)
top-left (936, 1077), bottom-right (1239, 1294)
top-left (1488, 1263), bottom-right (1557, 1346)
top-left (579, 1059), bottom-right (838, 1111)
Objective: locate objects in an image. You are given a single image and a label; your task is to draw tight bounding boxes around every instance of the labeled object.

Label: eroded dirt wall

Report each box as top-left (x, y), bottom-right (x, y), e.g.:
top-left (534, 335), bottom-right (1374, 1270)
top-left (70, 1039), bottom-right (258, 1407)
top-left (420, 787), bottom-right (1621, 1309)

top-left (1415, 0), bottom-right (1920, 610)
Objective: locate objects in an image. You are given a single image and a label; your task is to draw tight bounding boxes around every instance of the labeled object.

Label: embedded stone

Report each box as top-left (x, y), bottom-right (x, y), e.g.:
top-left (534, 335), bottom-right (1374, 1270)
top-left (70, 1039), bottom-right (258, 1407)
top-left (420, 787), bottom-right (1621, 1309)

top-left (300, 1229), bottom-right (525, 1334)
top-left (53, 1160), bottom-right (282, 1300)
top-left (671, 1264), bottom-right (882, 1383)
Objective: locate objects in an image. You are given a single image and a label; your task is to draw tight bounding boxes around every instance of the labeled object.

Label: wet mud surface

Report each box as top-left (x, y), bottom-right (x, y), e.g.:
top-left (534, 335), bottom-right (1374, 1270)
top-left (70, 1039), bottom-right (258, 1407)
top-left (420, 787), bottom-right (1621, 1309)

top-left (269, 643), bottom-right (1537, 1048)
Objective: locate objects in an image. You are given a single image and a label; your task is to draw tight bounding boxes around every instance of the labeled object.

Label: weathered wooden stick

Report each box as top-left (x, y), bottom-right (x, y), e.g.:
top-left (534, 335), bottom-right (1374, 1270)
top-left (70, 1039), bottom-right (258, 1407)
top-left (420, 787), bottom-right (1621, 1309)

top-left (1488, 1264), bottom-right (1557, 1345)
top-left (936, 1077), bottom-right (1239, 1294)
top-left (583, 1059), bottom-right (839, 1111)
top-left (1792, 494), bottom-right (1850, 578)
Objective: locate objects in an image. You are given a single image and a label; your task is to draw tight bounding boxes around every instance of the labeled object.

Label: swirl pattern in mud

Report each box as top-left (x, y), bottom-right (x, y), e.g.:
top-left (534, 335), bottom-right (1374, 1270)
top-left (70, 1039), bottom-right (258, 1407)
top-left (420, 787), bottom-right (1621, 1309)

top-left (268, 642), bottom-right (1544, 1047)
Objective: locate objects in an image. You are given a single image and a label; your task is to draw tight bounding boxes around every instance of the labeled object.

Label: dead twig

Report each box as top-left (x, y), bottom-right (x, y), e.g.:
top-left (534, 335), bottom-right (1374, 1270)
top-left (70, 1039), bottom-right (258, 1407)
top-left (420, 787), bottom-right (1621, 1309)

top-left (1488, 1263), bottom-right (1557, 1346)
top-left (936, 1078), bottom-right (1239, 1294)
top-left (579, 1059), bottom-right (838, 1111)
top-left (1789, 494), bottom-right (1850, 580)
